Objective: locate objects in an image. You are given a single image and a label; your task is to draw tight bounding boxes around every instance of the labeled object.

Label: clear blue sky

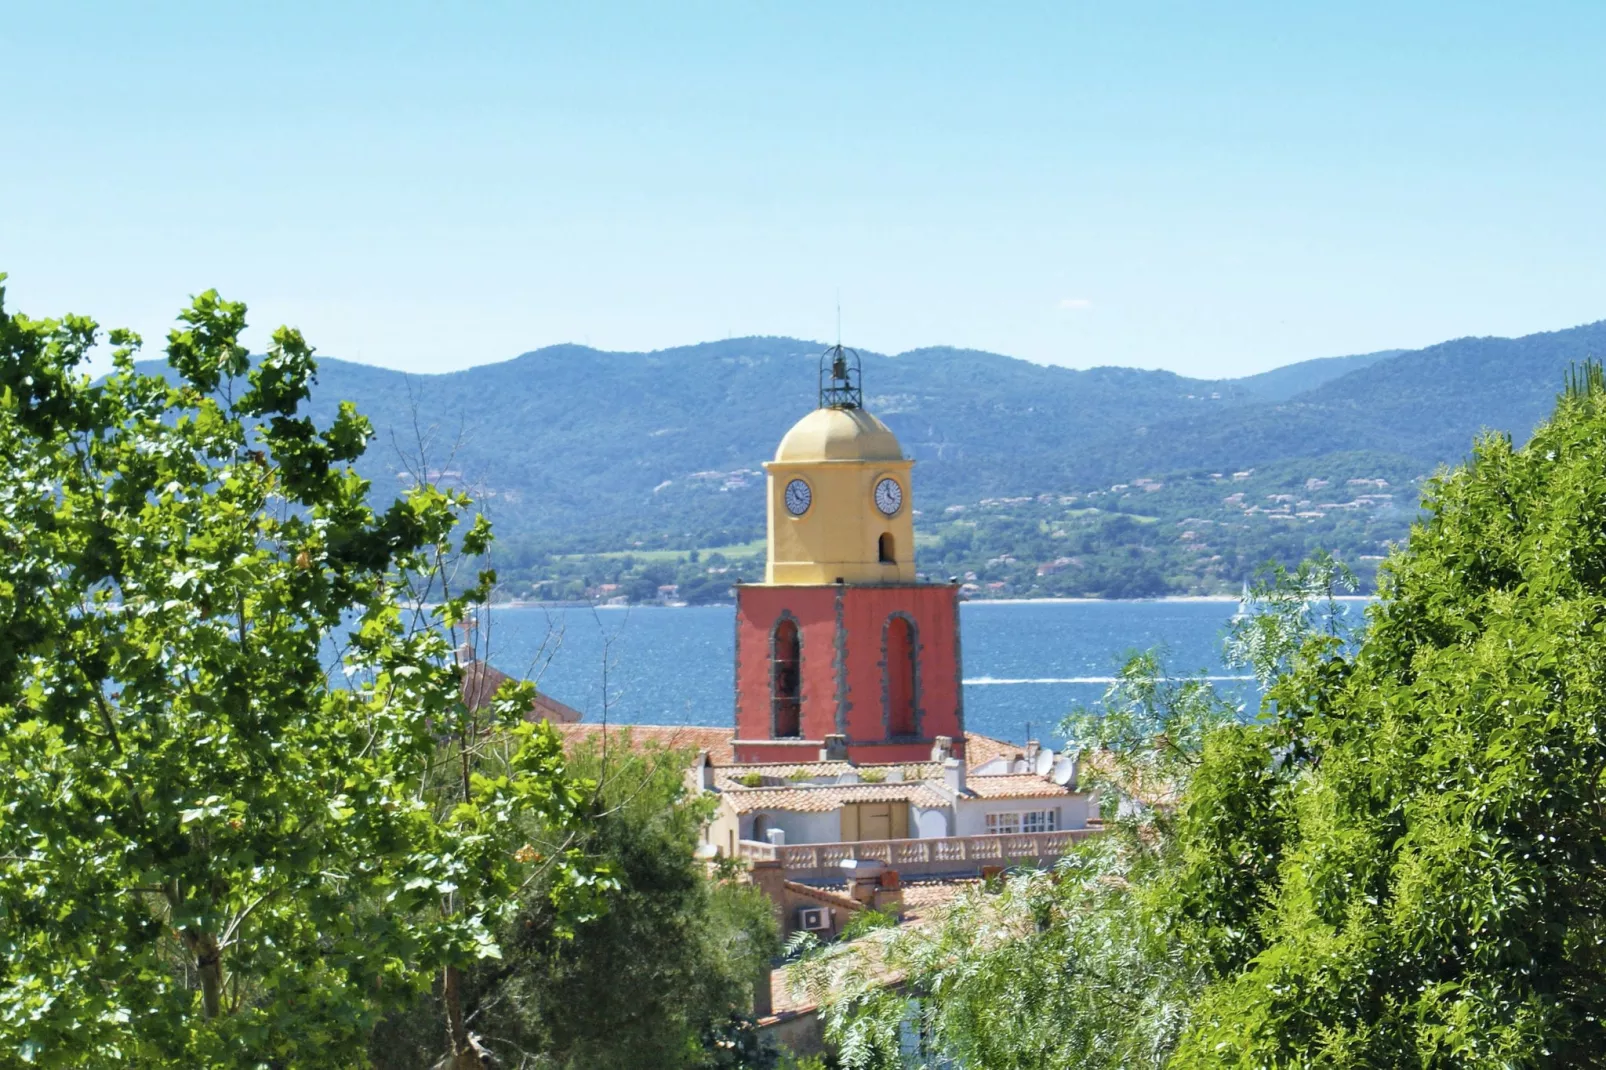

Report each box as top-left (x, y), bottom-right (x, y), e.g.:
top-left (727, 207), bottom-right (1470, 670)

top-left (5, 2), bottom-right (1605, 377)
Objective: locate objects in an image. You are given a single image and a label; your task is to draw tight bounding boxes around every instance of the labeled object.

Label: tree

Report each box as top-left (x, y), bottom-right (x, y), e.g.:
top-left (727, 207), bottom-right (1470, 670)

top-left (371, 734), bottom-right (779, 1068)
top-left (789, 653), bottom-right (1242, 1070)
top-left (788, 553), bottom-right (1357, 1068)
top-left (0, 280), bottom-right (598, 1066)
top-left (1174, 369), bottom-right (1606, 1064)
top-left (801, 366), bottom-right (1606, 1069)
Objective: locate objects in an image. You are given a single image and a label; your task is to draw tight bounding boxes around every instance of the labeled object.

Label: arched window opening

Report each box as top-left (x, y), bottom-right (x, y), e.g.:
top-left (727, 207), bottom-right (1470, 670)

top-left (772, 618), bottom-right (802, 738)
top-left (885, 615), bottom-right (917, 738)
top-left (879, 532), bottom-right (896, 564)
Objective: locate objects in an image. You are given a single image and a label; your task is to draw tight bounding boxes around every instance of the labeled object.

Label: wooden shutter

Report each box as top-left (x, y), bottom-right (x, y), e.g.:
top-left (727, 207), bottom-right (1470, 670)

top-left (839, 803), bottom-right (859, 842)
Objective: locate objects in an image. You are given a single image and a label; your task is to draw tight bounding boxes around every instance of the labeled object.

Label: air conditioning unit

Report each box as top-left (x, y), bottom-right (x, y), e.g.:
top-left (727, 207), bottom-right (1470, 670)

top-left (796, 906), bottom-right (829, 931)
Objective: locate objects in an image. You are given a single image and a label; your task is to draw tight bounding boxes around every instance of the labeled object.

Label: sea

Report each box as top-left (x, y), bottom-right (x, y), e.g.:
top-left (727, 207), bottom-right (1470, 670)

top-left (472, 599), bottom-right (1305, 747)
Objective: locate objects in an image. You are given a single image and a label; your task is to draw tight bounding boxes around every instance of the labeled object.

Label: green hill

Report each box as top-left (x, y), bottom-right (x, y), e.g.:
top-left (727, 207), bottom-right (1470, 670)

top-left (137, 318), bottom-right (1606, 598)
top-left (1231, 349), bottom-right (1403, 402)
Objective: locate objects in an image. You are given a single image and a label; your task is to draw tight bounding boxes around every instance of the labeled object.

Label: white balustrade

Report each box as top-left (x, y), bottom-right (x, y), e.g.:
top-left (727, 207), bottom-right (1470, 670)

top-left (744, 828), bottom-right (1102, 880)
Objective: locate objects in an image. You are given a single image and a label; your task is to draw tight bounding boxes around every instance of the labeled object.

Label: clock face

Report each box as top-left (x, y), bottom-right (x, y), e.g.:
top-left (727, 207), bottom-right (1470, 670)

top-left (784, 478), bottom-right (812, 516)
top-left (874, 477), bottom-right (903, 516)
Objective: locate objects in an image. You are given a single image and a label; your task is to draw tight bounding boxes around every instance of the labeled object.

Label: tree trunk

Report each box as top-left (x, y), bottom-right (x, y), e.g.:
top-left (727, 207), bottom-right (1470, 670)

top-left (184, 930), bottom-right (224, 1019)
top-left (440, 964), bottom-right (486, 1068)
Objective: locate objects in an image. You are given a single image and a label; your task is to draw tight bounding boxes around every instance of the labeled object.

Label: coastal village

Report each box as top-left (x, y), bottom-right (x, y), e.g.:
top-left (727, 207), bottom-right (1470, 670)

top-left (464, 346), bottom-right (1104, 1057)
top-left (518, 458), bottom-right (1409, 606)
top-left (13, 5), bottom-right (1604, 1063)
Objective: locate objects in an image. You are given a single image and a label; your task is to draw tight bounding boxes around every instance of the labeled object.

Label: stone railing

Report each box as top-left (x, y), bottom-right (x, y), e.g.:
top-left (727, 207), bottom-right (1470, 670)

top-left (737, 828), bottom-right (1100, 880)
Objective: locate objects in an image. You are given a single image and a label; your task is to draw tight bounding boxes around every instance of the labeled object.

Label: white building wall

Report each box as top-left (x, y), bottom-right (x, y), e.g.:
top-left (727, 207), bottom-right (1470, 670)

top-left (953, 793), bottom-right (1094, 837)
top-left (912, 805), bottom-right (953, 838)
top-left (742, 809), bottom-right (840, 845)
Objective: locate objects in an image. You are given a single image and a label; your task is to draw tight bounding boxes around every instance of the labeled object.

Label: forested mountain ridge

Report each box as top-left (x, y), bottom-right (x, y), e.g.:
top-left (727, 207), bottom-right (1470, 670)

top-left (132, 317), bottom-right (1606, 597)
top-left (1230, 348), bottom-right (1402, 402)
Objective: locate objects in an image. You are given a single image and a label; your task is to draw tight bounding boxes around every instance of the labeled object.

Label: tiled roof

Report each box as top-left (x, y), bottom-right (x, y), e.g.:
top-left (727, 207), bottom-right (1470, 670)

top-left (713, 761), bottom-right (943, 791)
top-left (713, 761), bottom-right (855, 790)
top-left (963, 732), bottom-right (1022, 766)
top-left (899, 878), bottom-right (980, 924)
top-left (726, 782), bottom-right (951, 814)
top-left (552, 723), bottom-right (738, 764)
top-left (457, 653), bottom-right (585, 724)
top-left (783, 880), bottom-right (863, 913)
top-left (962, 773), bottom-right (1077, 800)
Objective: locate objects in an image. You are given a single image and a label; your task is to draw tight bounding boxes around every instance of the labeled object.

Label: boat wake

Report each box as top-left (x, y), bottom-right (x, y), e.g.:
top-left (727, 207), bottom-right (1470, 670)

top-left (963, 675), bottom-right (1255, 685)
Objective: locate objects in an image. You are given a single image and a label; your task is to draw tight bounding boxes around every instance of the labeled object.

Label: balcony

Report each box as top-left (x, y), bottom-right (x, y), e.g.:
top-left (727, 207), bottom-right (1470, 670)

top-left (737, 828), bottom-right (1101, 881)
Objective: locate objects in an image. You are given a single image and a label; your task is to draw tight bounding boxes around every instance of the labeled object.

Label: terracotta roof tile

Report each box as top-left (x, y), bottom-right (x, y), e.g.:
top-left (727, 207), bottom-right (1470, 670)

top-left (552, 723), bottom-right (737, 764)
top-left (726, 782), bottom-right (951, 814)
top-left (963, 773), bottom-right (1077, 800)
top-left (457, 652), bottom-right (584, 724)
top-left (782, 880), bottom-right (863, 913)
top-left (898, 878), bottom-right (980, 923)
top-left (713, 761), bottom-right (943, 791)
top-left (963, 732), bottom-right (1022, 766)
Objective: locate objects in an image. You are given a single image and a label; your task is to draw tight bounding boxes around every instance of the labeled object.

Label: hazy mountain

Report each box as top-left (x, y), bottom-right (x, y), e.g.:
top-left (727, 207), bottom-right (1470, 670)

top-left (1232, 349), bottom-right (1403, 402)
top-left (136, 318), bottom-right (1606, 552)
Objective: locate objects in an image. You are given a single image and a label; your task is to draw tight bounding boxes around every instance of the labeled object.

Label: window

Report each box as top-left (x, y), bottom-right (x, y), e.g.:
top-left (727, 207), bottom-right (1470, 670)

top-left (986, 810), bottom-right (1058, 835)
top-left (884, 615), bottom-right (917, 738)
top-left (878, 532), bottom-right (896, 563)
top-left (1023, 809), bottom-right (1059, 833)
top-left (984, 812), bottom-right (1020, 835)
top-left (771, 617), bottom-right (801, 738)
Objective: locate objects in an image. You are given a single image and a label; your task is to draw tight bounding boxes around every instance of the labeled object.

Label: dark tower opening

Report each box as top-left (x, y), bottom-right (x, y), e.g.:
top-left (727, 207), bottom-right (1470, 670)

top-left (885, 615), bottom-right (917, 738)
top-left (878, 532), bottom-right (896, 564)
top-left (771, 618), bottom-right (802, 738)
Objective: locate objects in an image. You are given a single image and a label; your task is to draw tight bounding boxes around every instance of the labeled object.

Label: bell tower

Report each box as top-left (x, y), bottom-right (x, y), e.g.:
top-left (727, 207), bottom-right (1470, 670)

top-left (733, 345), bottom-right (965, 764)
top-left (765, 346), bottom-right (917, 585)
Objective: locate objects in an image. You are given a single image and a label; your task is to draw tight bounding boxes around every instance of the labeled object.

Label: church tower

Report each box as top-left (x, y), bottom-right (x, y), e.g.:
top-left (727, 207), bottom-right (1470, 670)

top-left (733, 346), bottom-right (965, 763)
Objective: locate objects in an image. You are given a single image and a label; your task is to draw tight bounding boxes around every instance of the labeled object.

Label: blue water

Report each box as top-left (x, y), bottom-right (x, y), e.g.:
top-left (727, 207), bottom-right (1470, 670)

top-left (474, 599), bottom-right (1263, 746)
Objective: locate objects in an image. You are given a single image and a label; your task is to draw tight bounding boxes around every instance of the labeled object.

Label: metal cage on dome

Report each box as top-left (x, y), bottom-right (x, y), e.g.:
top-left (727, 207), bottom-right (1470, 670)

top-left (818, 343), bottom-right (863, 409)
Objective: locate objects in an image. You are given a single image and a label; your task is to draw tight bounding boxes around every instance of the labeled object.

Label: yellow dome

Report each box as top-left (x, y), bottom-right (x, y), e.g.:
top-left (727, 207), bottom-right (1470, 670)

top-left (774, 406), bottom-right (904, 463)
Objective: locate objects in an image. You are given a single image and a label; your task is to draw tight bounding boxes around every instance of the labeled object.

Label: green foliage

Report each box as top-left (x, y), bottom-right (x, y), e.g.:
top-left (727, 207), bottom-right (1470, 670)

top-left (0, 281), bottom-right (597, 1066)
top-left (1061, 651), bottom-right (1242, 819)
top-left (794, 648), bottom-right (1246, 1070)
top-left (792, 825), bottom-right (1205, 1070)
top-left (1224, 549), bottom-right (1356, 687)
top-left (1174, 365), bottom-right (1606, 1065)
top-left (804, 368), bottom-right (1606, 1068)
top-left (372, 738), bottom-right (780, 1069)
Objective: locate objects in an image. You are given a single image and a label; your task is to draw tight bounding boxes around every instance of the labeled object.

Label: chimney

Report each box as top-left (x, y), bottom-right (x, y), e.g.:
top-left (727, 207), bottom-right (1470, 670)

top-left (749, 858), bottom-right (787, 931)
top-left (943, 757), bottom-right (966, 794)
top-left (821, 734), bottom-right (849, 761)
top-left (840, 858), bottom-right (885, 904)
top-left (872, 869), bottom-right (904, 918)
top-left (753, 963), bottom-right (774, 1020)
top-left (930, 735), bottom-right (953, 762)
top-left (1025, 739), bottom-right (1040, 765)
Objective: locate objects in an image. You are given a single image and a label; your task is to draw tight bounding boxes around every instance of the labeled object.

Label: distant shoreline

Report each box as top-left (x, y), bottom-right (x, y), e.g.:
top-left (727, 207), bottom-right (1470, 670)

top-left (492, 594), bottom-right (1375, 609)
top-left (964, 594), bottom-right (1374, 605)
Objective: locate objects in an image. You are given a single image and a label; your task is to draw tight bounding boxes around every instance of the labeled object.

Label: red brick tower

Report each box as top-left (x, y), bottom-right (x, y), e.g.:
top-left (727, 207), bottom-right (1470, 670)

top-left (733, 346), bottom-right (964, 763)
